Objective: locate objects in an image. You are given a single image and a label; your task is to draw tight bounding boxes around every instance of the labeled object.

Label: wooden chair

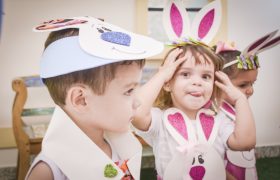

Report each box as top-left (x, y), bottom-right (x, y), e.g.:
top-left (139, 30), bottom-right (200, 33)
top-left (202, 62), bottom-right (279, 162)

top-left (12, 75), bottom-right (54, 180)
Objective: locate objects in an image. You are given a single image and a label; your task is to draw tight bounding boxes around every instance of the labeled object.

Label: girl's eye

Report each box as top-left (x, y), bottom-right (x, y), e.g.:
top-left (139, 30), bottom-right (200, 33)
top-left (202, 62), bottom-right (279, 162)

top-left (180, 72), bottom-right (190, 77)
top-left (124, 88), bottom-right (134, 96)
top-left (239, 84), bottom-right (247, 88)
top-left (202, 74), bottom-right (212, 80)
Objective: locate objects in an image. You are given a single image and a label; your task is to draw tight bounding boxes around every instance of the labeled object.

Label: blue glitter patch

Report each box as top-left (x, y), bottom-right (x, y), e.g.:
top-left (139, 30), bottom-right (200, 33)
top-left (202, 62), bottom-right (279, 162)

top-left (101, 32), bottom-right (131, 46)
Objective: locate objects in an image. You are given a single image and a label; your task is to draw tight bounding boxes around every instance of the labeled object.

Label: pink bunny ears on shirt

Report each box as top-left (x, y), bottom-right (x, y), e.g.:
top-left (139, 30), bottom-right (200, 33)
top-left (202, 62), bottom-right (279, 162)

top-left (220, 30), bottom-right (280, 70)
top-left (162, 0), bottom-right (222, 47)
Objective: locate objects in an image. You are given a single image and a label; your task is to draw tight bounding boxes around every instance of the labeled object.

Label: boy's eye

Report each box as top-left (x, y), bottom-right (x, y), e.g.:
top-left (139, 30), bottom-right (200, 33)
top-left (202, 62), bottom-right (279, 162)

top-left (124, 88), bottom-right (134, 96)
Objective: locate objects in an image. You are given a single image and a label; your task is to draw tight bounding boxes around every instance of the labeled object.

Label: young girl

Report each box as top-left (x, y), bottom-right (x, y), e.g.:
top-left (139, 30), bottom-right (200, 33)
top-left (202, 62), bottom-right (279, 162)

top-left (132, 41), bottom-right (256, 179)
top-left (25, 17), bottom-right (163, 180)
top-left (215, 31), bottom-right (280, 180)
top-left (132, 0), bottom-right (257, 179)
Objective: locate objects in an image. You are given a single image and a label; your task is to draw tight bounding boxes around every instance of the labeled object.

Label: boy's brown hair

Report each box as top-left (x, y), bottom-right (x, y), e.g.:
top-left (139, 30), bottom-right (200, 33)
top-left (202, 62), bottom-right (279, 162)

top-left (154, 44), bottom-right (224, 109)
top-left (43, 28), bottom-right (145, 106)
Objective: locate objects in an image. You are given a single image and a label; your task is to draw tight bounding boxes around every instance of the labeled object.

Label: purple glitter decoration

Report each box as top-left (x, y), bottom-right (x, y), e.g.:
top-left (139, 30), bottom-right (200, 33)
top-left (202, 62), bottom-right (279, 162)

top-left (250, 55), bottom-right (256, 69)
top-left (101, 31), bottom-right (131, 46)
top-left (168, 112), bottom-right (188, 140)
top-left (189, 165), bottom-right (205, 180)
top-left (198, 9), bottom-right (214, 39)
top-left (240, 55), bottom-right (248, 70)
top-left (170, 3), bottom-right (183, 37)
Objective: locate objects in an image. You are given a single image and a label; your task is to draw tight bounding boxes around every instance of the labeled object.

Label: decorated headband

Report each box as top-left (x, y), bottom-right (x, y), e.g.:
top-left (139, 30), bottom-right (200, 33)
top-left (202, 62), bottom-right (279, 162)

top-left (218, 30), bottom-right (280, 70)
top-left (162, 0), bottom-right (222, 47)
top-left (34, 16), bottom-right (163, 78)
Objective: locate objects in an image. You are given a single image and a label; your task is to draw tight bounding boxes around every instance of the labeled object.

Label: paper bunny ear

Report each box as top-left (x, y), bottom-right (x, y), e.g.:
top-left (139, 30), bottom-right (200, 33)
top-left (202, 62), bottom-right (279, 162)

top-left (33, 17), bottom-right (98, 32)
top-left (162, 0), bottom-right (191, 41)
top-left (191, 0), bottom-right (222, 44)
top-left (255, 35), bottom-right (280, 54)
top-left (242, 30), bottom-right (278, 56)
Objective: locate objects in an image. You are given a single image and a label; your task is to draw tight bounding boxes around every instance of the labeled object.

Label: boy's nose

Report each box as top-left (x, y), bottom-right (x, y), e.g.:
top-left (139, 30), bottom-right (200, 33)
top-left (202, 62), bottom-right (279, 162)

top-left (132, 99), bottom-right (141, 110)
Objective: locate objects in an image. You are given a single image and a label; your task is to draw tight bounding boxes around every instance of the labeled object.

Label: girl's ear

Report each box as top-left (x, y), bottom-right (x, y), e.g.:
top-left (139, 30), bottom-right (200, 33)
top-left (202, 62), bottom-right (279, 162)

top-left (163, 82), bottom-right (172, 92)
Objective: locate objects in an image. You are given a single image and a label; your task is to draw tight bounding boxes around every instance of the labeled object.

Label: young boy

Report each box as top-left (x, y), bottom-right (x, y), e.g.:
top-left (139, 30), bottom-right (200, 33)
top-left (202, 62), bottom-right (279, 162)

top-left (26, 17), bottom-right (163, 180)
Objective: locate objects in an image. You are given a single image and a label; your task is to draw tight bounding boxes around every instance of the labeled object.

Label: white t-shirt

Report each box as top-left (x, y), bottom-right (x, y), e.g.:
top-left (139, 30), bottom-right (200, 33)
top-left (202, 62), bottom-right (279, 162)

top-left (134, 107), bottom-right (234, 177)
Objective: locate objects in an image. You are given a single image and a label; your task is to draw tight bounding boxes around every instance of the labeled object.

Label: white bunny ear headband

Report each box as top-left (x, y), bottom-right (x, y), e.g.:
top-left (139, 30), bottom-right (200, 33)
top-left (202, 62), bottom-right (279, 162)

top-left (162, 0), bottom-right (222, 47)
top-left (222, 30), bottom-right (280, 70)
top-left (33, 17), bottom-right (163, 78)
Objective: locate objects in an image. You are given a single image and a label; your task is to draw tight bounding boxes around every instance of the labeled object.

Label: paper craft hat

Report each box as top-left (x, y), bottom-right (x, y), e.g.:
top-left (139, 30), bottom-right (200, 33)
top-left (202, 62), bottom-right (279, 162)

top-left (34, 17), bottom-right (164, 78)
top-left (219, 30), bottom-right (280, 70)
top-left (162, 0), bottom-right (222, 47)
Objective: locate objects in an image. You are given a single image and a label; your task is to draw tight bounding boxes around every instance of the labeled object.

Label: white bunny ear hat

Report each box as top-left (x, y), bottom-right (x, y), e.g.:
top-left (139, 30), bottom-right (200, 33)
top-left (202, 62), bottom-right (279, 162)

top-left (222, 30), bottom-right (280, 70)
top-left (34, 16), bottom-right (164, 78)
top-left (162, 0), bottom-right (222, 47)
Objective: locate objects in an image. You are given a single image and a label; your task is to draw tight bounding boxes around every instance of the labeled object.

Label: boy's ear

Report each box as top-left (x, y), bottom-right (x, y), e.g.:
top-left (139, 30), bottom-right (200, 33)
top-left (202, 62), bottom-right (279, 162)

top-left (163, 82), bottom-right (172, 92)
top-left (66, 85), bottom-right (87, 109)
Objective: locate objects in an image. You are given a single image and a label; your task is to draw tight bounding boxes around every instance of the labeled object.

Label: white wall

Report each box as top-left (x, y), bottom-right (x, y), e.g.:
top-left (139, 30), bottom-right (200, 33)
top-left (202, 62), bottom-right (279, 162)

top-left (227, 0), bottom-right (280, 146)
top-left (1, 0), bottom-right (280, 149)
top-left (0, 0), bottom-right (136, 126)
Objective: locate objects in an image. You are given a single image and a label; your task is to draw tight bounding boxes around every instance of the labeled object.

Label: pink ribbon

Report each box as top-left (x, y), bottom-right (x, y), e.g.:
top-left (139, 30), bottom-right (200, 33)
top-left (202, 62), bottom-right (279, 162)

top-left (215, 41), bottom-right (237, 54)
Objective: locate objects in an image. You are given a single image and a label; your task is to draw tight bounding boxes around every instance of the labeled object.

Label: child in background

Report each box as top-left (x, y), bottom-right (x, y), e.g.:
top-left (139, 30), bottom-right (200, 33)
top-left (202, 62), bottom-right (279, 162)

top-left (215, 30), bottom-right (280, 180)
top-left (132, 1), bottom-right (256, 179)
top-left (26, 17), bottom-right (163, 180)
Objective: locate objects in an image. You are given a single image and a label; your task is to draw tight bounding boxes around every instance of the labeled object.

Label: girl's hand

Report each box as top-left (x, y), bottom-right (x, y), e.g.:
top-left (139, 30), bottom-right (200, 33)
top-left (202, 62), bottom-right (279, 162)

top-left (158, 48), bottom-right (187, 82)
top-left (215, 71), bottom-right (246, 105)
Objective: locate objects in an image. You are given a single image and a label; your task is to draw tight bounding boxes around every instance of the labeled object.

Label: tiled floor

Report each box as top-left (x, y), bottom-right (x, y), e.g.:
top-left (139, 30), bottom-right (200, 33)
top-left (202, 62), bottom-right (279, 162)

top-left (1, 152), bottom-right (279, 180)
top-left (1, 157), bottom-right (279, 180)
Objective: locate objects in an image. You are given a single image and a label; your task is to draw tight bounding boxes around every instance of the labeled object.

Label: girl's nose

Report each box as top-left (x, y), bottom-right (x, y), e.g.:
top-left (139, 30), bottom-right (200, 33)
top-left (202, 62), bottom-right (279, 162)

top-left (246, 86), bottom-right (254, 98)
top-left (192, 76), bottom-right (202, 86)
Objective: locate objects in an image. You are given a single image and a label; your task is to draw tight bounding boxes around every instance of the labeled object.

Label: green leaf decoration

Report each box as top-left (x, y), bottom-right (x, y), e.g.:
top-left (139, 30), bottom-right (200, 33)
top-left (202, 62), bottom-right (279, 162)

top-left (104, 164), bottom-right (118, 178)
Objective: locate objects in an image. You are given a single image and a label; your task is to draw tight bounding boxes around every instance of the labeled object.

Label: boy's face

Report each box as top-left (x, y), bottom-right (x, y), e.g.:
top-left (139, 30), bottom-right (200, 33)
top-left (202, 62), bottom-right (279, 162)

top-left (167, 55), bottom-right (215, 115)
top-left (86, 62), bottom-right (142, 133)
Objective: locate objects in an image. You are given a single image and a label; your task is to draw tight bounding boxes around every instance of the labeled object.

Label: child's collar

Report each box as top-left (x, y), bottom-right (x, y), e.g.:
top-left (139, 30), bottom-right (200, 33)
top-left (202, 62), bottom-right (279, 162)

top-left (42, 106), bottom-right (142, 180)
top-left (220, 101), bottom-right (236, 120)
top-left (163, 107), bottom-right (221, 146)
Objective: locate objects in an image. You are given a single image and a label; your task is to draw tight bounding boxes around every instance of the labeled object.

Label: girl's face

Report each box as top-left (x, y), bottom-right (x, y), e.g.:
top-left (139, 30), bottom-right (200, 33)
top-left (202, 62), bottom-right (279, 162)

top-left (230, 69), bottom-right (258, 99)
top-left (86, 62), bottom-right (142, 133)
top-left (166, 54), bottom-right (215, 117)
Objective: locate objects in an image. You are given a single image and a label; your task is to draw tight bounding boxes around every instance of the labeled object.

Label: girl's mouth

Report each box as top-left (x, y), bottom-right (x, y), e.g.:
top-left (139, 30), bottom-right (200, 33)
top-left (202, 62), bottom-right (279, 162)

top-left (189, 92), bottom-right (202, 97)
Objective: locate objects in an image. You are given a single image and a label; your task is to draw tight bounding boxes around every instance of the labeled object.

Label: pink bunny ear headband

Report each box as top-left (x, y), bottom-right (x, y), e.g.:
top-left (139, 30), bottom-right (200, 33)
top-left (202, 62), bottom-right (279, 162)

top-left (217, 30), bottom-right (280, 70)
top-left (162, 0), bottom-right (222, 48)
top-left (33, 16), bottom-right (163, 78)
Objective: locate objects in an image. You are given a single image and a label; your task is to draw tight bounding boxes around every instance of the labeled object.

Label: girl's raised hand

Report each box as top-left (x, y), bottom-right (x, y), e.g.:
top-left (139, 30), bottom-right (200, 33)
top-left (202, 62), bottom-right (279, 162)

top-left (215, 71), bottom-right (246, 105)
top-left (158, 48), bottom-right (187, 82)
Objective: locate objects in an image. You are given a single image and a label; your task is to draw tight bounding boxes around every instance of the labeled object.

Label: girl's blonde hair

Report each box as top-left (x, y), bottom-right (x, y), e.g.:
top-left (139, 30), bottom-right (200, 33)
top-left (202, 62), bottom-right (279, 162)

top-left (154, 44), bottom-right (224, 110)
